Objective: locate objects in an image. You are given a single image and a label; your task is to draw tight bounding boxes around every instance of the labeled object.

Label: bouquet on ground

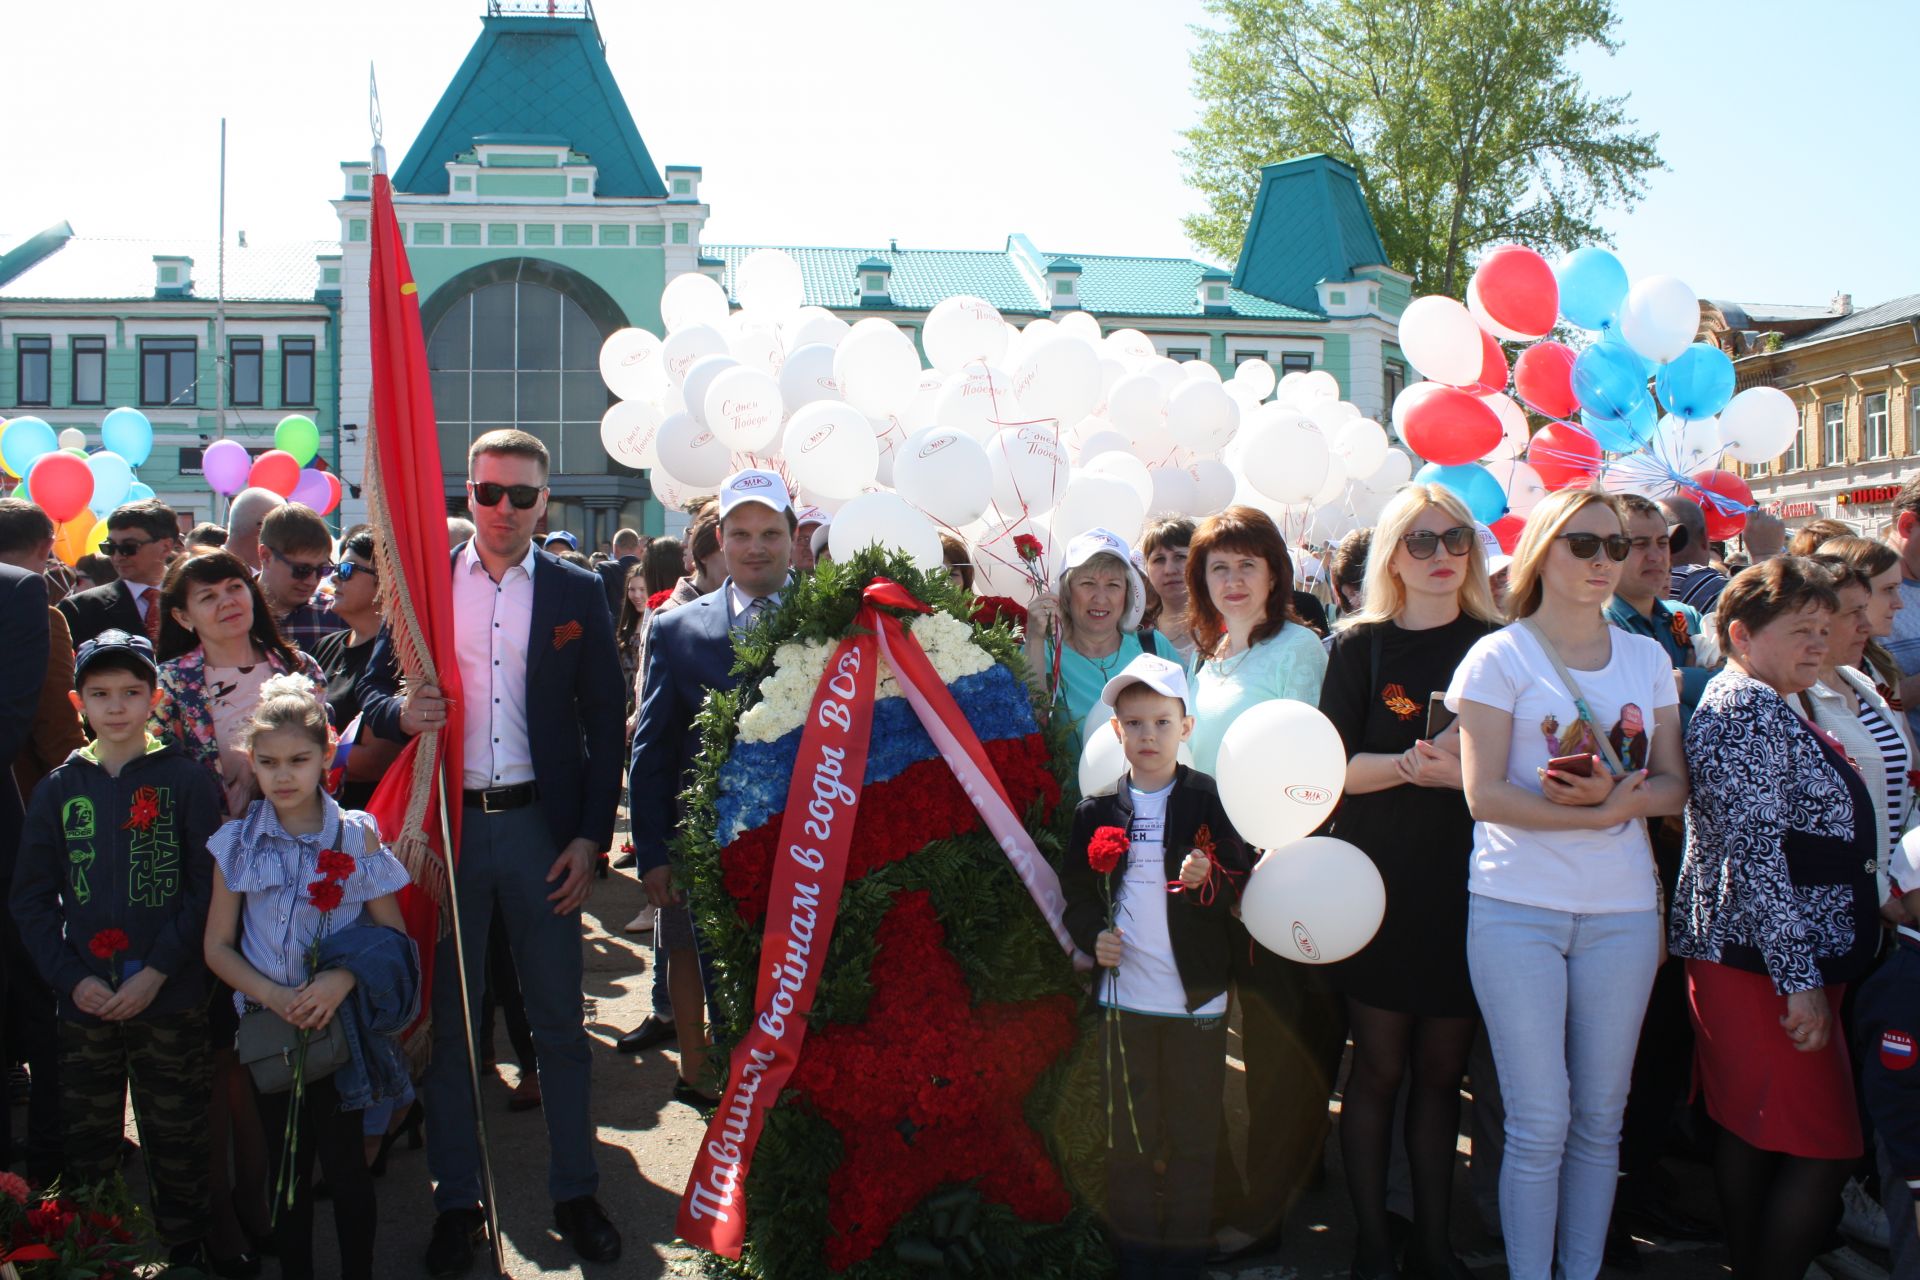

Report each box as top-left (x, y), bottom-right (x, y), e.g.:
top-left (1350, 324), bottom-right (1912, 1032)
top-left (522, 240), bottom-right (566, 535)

top-left (0, 1173), bottom-right (152, 1279)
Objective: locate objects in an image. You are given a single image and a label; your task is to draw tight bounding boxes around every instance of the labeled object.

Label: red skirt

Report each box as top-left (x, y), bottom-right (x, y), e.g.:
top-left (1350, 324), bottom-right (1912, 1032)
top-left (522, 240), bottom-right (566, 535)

top-left (1686, 959), bottom-right (1862, 1159)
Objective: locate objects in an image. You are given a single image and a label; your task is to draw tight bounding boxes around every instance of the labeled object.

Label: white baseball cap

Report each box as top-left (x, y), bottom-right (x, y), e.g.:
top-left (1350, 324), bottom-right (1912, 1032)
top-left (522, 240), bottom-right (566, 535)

top-left (719, 468), bottom-right (792, 518)
top-left (1474, 522), bottom-right (1513, 575)
top-left (1056, 527), bottom-right (1147, 632)
top-left (1100, 653), bottom-right (1190, 710)
top-left (794, 504), bottom-right (829, 530)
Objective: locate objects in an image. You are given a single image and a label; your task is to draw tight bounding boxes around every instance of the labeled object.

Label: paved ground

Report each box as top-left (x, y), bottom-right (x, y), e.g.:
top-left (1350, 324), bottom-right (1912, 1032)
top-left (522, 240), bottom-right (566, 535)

top-left (25, 860), bottom-right (1899, 1279)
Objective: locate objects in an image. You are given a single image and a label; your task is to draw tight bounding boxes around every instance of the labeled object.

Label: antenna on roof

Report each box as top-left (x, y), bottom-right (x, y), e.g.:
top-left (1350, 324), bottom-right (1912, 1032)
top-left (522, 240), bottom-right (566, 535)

top-left (890, 238), bottom-right (899, 253)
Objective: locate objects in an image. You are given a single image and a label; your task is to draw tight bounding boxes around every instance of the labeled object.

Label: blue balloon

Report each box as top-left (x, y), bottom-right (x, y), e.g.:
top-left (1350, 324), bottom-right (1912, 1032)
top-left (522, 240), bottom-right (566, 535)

top-left (1, 415), bottom-right (58, 478)
top-left (100, 407), bottom-right (154, 467)
top-left (86, 450), bottom-right (135, 516)
top-left (1582, 399), bottom-right (1657, 453)
top-left (1415, 461), bottom-right (1507, 524)
top-left (1571, 342), bottom-right (1651, 422)
top-left (1654, 343), bottom-right (1736, 421)
top-left (125, 482), bottom-right (156, 503)
top-left (1556, 247), bottom-right (1630, 331)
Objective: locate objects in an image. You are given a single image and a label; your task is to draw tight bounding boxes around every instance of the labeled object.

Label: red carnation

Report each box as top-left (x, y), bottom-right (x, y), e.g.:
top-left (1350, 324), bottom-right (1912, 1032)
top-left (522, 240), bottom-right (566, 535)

top-left (969, 596), bottom-right (1028, 630)
top-left (122, 787), bottom-right (160, 832)
top-left (315, 849), bottom-right (357, 882)
top-left (647, 588), bottom-right (673, 610)
top-left (0, 1170), bottom-right (29, 1205)
top-left (88, 929), bottom-right (130, 961)
top-left (25, 1199), bottom-right (76, 1239)
top-left (1088, 825), bottom-right (1130, 874)
top-left (306, 879), bottom-right (344, 914)
top-left (1013, 534), bottom-right (1044, 562)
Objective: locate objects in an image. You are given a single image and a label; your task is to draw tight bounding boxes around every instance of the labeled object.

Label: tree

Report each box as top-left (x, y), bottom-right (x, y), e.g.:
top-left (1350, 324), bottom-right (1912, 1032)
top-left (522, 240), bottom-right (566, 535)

top-left (1181, 0), bottom-right (1663, 298)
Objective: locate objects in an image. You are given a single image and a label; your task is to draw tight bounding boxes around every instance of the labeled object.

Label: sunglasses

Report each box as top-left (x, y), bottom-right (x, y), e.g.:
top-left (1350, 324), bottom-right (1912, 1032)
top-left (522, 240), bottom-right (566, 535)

top-left (1402, 526), bottom-right (1475, 560)
top-left (471, 482), bottom-right (545, 510)
top-left (334, 561), bottom-right (377, 583)
top-left (265, 545), bottom-right (335, 581)
top-left (102, 537), bottom-right (156, 558)
top-left (1555, 532), bottom-right (1633, 563)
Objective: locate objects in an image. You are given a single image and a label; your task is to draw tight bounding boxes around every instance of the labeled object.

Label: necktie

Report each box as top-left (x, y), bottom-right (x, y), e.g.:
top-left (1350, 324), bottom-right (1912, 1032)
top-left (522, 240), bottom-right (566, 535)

top-left (141, 588), bottom-right (161, 642)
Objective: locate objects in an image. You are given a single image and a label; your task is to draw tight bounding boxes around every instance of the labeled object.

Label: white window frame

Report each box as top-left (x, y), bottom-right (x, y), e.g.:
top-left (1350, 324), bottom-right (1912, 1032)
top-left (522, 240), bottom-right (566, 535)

top-left (1822, 401), bottom-right (1845, 466)
top-left (1864, 391), bottom-right (1890, 460)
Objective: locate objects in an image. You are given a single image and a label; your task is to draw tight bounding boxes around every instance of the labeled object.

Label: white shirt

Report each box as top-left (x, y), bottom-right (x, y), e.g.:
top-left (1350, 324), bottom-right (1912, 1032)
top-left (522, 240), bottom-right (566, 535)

top-left (1446, 624), bottom-right (1677, 914)
top-left (725, 578), bottom-right (782, 633)
top-left (454, 540), bottom-right (537, 789)
top-left (1104, 781), bottom-right (1225, 1018)
top-left (130, 582), bottom-right (161, 627)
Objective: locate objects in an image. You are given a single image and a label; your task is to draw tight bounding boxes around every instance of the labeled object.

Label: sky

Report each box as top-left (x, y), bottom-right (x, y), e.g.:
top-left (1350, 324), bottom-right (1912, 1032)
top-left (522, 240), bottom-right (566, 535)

top-left (3, 0), bottom-right (1914, 308)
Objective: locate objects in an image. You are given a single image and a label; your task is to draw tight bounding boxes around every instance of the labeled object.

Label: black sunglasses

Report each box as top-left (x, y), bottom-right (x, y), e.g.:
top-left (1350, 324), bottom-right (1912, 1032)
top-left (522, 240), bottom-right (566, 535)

top-left (1555, 532), bottom-right (1633, 563)
top-left (265, 545), bottom-right (335, 581)
top-left (471, 482), bottom-right (545, 510)
top-left (102, 537), bottom-right (155, 558)
top-left (1402, 526), bottom-right (1475, 561)
top-left (334, 561), bottom-right (377, 583)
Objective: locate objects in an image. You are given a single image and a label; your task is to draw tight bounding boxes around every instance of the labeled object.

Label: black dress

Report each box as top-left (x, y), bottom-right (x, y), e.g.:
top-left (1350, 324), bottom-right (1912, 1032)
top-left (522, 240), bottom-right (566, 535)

top-left (310, 628), bottom-right (378, 811)
top-left (1320, 615), bottom-right (1497, 1017)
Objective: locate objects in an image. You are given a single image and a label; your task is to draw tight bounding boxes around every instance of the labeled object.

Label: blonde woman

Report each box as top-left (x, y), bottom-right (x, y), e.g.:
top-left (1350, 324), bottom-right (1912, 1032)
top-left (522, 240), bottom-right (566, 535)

top-left (1319, 484), bottom-right (1502, 1280)
top-left (1444, 488), bottom-right (1689, 1280)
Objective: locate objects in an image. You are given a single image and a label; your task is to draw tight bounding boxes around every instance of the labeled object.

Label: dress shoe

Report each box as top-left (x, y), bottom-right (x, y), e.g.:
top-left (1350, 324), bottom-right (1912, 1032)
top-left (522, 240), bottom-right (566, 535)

top-left (553, 1195), bottom-right (622, 1263)
top-left (508, 1077), bottom-right (543, 1112)
top-left (613, 851), bottom-right (637, 870)
top-left (615, 1015), bottom-right (676, 1054)
top-left (672, 1077), bottom-right (721, 1115)
top-left (423, 1208), bottom-right (486, 1278)
top-left (1615, 1171), bottom-right (1717, 1242)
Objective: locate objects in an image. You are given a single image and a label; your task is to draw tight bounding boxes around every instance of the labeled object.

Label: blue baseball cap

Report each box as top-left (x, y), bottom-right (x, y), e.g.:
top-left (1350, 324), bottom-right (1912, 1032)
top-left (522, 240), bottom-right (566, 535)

top-left (543, 530), bottom-right (580, 551)
top-left (73, 628), bottom-right (158, 687)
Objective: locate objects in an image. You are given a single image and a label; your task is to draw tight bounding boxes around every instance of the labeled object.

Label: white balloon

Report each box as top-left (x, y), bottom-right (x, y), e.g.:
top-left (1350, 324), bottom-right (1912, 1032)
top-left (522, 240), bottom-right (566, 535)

top-left (1347, 484), bottom-right (1393, 524)
top-left (922, 295), bottom-right (1008, 372)
top-left (1239, 405), bottom-right (1330, 506)
top-left (1487, 458), bottom-right (1547, 516)
top-left (986, 424), bottom-right (1071, 518)
top-left (872, 416), bottom-right (908, 489)
top-left (1478, 392), bottom-right (1531, 462)
top-left (971, 513), bottom-right (1053, 598)
top-left (1360, 448), bottom-right (1414, 494)
top-left (1146, 464), bottom-right (1198, 516)
top-left (1296, 369), bottom-right (1341, 404)
top-left (828, 491), bottom-right (944, 571)
top-left (1165, 379), bottom-right (1240, 454)
top-left (1078, 724), bottom-right (1127, 796)
top-left (1215, 700), bottom-right (1347, 848)
top-left (1618, 275), bottom-right (1700, 365)
top-left (1054, 310), bottom-right (1104, 347)
top-left (784, 402), bottom-right (880, 500)
top-left (1233, 357), bottom-right (1277, 401)
top-left (1142, 357), bottom-right (1186, 397)
top-left (682, 354), bottom-right (740, 428)
top-left (1084, 450), bottom-right (1154, 510)
top-left (900, 370), bottom-right (948, 435)
top-left (703, 365), bottom-right (784, 454)
top-left (1398, 295), bottom-right (1485, 386)
top-left (1308, 399), bottom-right (1360, 433)
top-left (778, 342), bottom-right (844, 412)
top-left (58, 428), bottom-right (87, 451)
top-left (1076, 425), bottom-right (1133, 467)
top-left (1274, 371), bottom-right (1310, 407)
top-left (734, 249), bottom-right (805, 316)
top-left (599, 398), bottom-right (662, 469)
top-left (598, 327), bottom-right (667, 401)
top-left (1188, 458), bottom-right (1236, 513)
top-left (1014, 336), bottom-right (1104, 426)
top-left (1106, 373), bottom-right (1167, 440)
top-left (935, 365), bottom-right (1023, 442)
top-left (783, 309), bottom-right (850, 353)
top-left (654, 410), bottom-right (731, 488)
top-left (662, 325), bottom-right (729, 387)
top-left (834, 324), bottom-right (922, 419)
top-left (895, 429), bottom-right (993, 528)
top-left (1053, 474), bottom-right (1147, 547)
top-left (725, 313), bottom-right (786, 376)
top-left (1719, 386), bottom-right (1798, 464)
top-left (660, 273), bottom-right (730, 334)
top-left (1240, 838), bottom-right (1386, 965)
top-left (1308, 452), bottom-right (1349, 509)
top-left (1334, 417), bottom-right (1389, 479)
top-left (1103, 328), bottom-right (1157, 366)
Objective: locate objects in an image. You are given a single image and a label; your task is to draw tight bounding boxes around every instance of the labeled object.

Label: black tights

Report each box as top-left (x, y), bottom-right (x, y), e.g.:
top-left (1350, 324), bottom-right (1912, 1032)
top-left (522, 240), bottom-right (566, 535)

top-left (1340, 999), bottom-right (1475, 1272)
top-left (1714, 1129), bottom-right (1851, 1280)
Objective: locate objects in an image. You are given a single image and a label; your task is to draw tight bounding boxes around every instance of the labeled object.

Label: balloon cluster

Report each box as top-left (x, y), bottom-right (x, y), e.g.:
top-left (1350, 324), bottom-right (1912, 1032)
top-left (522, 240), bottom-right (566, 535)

top-left (599, 250), bottom-right (1414, 589)
top-left (0, 409), bottom-right (163, 564)
top-left (200, 414), bottom-right (341, 514)
top-left (1392, 245), bottom-right (1795, 549)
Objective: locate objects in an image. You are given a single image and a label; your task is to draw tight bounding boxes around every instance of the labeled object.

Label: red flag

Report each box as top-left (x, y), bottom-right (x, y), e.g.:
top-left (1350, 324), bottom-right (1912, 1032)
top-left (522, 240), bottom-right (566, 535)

top-left (362, 161), bottom-right (466, 1043)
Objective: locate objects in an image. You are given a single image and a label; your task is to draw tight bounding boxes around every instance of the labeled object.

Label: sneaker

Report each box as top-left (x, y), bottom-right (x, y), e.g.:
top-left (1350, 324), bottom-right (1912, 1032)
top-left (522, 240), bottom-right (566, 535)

top-left (1839, 1177), bottom-right (1891, 1252)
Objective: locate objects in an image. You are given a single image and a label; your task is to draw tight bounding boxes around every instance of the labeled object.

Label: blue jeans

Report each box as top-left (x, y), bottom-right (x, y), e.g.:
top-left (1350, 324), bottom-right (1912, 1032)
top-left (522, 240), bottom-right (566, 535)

top-left (424, 804), bottom-right (598, 1210)
top-left (1467, 895), bottom-right (1659, 1280)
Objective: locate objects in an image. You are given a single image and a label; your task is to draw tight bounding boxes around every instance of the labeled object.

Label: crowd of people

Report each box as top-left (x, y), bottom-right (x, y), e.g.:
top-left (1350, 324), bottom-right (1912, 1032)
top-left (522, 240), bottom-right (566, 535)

top-left (0, 425), bottom-right (1917, 1280)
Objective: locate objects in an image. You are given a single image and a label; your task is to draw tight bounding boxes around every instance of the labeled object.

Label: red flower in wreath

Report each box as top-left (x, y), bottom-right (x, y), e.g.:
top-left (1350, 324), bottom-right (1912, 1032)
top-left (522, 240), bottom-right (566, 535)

top-left (24, 1198), bottom-right (77, 1239)
top-left (1088, 825), bottom-right (1130, 874)
top-left (0, 1169), bottom-right (31, 1205)
top-left (122, 786), bottom-right (160, 832)
top-left (306, 878), bottom-right (345, 914)
top-left (88, 928), bottom-right (130, 961)
top-left (1012, 534), bottom-right (1044, 563)
top-left (315, 849), bottom-right (357, 882)
top-left (969, 595), bottom-right (1029, 630)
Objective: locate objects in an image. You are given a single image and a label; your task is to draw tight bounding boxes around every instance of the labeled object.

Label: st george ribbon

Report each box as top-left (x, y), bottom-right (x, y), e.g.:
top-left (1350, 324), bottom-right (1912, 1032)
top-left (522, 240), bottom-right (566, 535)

top-left (678, 578), bottom-right (1079, 1256)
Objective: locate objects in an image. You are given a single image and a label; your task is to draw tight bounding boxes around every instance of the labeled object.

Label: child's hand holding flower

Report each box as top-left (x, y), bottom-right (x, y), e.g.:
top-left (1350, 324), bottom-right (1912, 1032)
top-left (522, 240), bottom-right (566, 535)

top-left (1095, 928), bottom-right (1125, 968)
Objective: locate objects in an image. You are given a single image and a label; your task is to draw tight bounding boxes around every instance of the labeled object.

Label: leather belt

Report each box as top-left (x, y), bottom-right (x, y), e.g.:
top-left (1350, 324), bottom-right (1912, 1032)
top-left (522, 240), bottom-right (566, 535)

top-left (462, 781), bottom-right (539, 813)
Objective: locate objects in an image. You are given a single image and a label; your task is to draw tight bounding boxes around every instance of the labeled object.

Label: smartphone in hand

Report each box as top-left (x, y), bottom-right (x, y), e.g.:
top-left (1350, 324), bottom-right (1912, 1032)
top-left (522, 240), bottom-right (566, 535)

top-left (1544, 753), bottom-right (1595, 777)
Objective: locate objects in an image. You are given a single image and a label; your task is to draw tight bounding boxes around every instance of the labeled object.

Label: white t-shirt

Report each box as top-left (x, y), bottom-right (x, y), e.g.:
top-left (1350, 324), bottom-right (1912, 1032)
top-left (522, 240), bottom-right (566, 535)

top-left (1103, 782), bottom-right (1226, 1018)
top-left (1445, 624), bottom-right (1676, 914)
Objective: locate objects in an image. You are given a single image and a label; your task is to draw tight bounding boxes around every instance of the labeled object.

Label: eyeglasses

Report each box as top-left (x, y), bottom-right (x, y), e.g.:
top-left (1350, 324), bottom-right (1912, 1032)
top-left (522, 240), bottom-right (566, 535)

top-left (334, 561), bottom-right (377, 583)
top-left (264, 545), bottom-right (335, 581)
top-left (471, 482), bottom-right (545, 510)
top-left (1555, 532), bottom-right (1633, 563)
top-left (1401, 526), bottom-right (1476, 560)
top-left (102, 537), bottom-right (155, 558)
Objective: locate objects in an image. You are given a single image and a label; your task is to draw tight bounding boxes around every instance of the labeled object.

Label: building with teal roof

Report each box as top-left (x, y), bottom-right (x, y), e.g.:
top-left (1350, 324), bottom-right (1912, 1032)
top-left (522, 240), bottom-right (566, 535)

top-left (0, 0), bottom-right (1411, 542)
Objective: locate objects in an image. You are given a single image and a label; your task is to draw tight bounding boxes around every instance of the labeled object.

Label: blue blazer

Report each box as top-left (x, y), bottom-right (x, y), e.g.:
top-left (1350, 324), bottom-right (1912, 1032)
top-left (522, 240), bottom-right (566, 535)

top-left (627, 589), bottom-right (739, 876)
top-left (359, 544), bottom-right (624, 851)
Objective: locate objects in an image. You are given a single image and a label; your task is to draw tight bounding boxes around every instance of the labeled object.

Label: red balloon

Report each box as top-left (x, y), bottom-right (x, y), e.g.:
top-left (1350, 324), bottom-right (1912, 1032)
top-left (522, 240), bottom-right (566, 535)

top-left (1526, 421), bottom-right (1602, 491)
top-left (248, 450), bottom-right (301, 498)
top-left (318, 471), bottom-right (343, 516)
top-left (1400, 386), bottom-right (1504, 467)
top-left (1474, 329), bottom-right (1509, 394)
top-left (1491, 513), bottom-right (1527, 554)
top-left (1513, 341), bottom-right (1580, 419)
top-left (28, 451), bottom-right (94, 523)
top-left (1689, 469), bottom-right (1753, 541)
top-left (1471, 245), bottom-right (1559, 339)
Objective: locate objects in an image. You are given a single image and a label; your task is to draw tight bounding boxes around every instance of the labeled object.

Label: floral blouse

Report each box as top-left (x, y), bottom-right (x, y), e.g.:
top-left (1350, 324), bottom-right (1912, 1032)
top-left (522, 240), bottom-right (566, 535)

top-left (151, 645), bottom-right (327, 818)
top-left (1674, 669), bottom-right (1881, 995)
top-left (207, 792), bottom-right (410, 1001)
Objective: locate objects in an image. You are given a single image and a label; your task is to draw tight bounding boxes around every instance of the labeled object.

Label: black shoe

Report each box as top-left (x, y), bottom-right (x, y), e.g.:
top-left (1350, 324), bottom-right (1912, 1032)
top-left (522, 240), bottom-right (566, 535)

top-left (553, 1195), bottom-right (622, 1263)
top-left (613, 852), bottom-right (637, 870)
top-left (616, 1015), bottom-right (676, 1054)
top-left (671, 1077), bottom-right (721, 1115)
top-left (371, 1101), bottom-right (426, 1177)
top-left (424, 1208), bottom-right (486, 1279)
top-left (163, 1240), bottom-right (212, 1277)
top-left (1603, 1213), bottom-right (1644, 1272)
top-left (1615, 1174), bottom-right (1718, 1242)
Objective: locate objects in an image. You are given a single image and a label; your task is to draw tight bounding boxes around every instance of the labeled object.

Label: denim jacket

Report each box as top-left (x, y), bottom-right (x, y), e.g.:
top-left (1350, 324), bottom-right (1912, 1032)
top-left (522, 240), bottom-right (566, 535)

top-left (316, 921), bottom-right (420, 1112)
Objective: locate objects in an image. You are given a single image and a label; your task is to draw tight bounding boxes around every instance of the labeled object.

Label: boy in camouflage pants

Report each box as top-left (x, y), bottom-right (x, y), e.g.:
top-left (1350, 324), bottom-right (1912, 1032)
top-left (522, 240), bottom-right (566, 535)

top-left (8, 631), bottom-right (220, 1262)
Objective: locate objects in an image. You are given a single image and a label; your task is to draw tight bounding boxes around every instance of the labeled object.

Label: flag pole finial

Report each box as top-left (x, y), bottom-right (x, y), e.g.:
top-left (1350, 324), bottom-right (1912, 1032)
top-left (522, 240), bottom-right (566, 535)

top-left (369, 62), bottom-right (386, 174)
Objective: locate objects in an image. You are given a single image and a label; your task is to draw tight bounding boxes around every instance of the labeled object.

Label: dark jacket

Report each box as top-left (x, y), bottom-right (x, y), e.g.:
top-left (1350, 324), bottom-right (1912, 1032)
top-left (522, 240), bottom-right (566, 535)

top-left (0, 565), bottom-right (50, 885)
top-left (1060, 766), bottom-right (1252, 1014)
top-left (627, 585), bottom-right (742, 875)
top-left (359, 543), bottom-right (625, 851)
top-left (597, 554), bottom-right (638, 623)
top-left (316, 921), bottom-right (420, 1112)
top-left (55, 578), bottom-right (144, 650)
top-left (10, 737), bottom-right (220, 1022)
top-left (1855, 927), bottom-right (1920, 1206)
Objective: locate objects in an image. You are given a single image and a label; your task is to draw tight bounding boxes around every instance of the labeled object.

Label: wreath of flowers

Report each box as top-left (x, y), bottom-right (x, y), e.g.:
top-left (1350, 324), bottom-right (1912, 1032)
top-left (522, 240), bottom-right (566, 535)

top-left (679, 549), bottom-right (1107, 1279)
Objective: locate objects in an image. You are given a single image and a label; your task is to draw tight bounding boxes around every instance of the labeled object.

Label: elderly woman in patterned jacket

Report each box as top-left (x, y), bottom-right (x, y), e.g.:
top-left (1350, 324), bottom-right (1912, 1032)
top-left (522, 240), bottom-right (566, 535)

top-left (1675, 556), bottom-right (1882, 1280)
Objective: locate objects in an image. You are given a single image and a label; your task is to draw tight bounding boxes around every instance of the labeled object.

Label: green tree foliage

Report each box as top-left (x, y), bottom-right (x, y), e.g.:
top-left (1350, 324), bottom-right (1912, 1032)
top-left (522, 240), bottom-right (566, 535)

top-left (1181, 0), bottom-right (1663, 296)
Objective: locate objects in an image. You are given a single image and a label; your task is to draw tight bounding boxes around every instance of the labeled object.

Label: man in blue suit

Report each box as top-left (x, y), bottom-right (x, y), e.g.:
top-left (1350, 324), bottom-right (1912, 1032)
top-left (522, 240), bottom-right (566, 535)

top-left (627, 468), bottom-right (795, 1108)
top-left (360, 429), bottom-right (624, 1275)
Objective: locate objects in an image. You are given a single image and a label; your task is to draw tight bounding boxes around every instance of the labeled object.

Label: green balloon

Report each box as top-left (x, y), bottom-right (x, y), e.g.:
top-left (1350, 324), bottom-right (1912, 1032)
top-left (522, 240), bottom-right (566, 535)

top-left (62, 447), bottom-right (89, 459)
top-left (275, 414), bottom-right (320, 466)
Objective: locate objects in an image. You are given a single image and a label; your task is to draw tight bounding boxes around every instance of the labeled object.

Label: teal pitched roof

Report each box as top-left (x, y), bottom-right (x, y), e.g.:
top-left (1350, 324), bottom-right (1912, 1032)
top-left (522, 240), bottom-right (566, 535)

top-left (394, 14), bottom-right (666, 199)
top-left (0, 235), bottom-right (333, 302)
top-left (702, 243), bottom-right (1321, 321)
top-left (1231, 154), bottom-right (1391, 313)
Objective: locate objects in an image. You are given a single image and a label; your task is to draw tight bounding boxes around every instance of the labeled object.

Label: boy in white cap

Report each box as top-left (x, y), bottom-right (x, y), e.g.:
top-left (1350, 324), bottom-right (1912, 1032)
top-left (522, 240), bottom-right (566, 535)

top-left (1059, 653), bottom-right (1252, 1280)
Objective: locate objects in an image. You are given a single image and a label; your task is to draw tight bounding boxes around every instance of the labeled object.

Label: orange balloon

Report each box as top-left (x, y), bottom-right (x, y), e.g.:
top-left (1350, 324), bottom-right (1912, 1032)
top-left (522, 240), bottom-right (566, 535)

top-left (52, 511), bottom-right (98, 565)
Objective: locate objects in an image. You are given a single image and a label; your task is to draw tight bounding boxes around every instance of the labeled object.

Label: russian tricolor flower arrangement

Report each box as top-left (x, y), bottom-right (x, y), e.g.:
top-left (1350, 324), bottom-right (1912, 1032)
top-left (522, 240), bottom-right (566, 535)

top-left (675, 549), bottom-right (1107, 1278)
